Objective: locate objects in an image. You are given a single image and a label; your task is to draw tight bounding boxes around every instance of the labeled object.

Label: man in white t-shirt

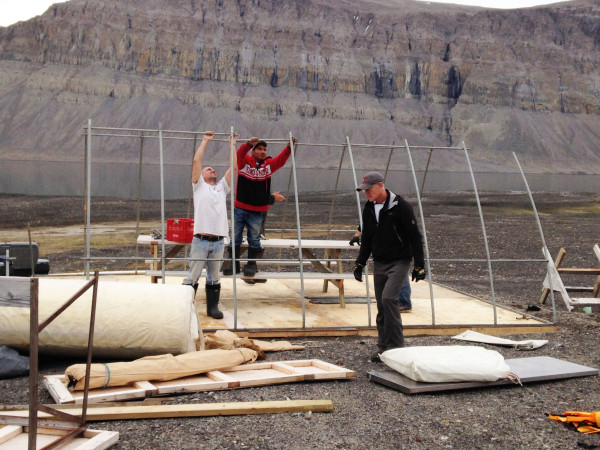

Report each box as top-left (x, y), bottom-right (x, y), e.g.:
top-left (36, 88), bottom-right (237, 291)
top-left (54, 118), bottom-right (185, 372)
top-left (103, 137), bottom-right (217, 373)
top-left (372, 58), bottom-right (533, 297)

top-left (182, 131), bottom-right (237, 319)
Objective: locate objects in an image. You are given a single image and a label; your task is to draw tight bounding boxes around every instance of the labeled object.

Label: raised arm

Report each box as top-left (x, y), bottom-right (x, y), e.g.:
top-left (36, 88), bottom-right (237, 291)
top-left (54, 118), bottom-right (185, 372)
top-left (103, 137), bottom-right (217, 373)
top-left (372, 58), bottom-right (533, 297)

top-left (191, 131), bottom-right (215, 183)
top-left (269, 136), bottom-right (296, 172)
top-left (225, 133), bottom-right (239, 186)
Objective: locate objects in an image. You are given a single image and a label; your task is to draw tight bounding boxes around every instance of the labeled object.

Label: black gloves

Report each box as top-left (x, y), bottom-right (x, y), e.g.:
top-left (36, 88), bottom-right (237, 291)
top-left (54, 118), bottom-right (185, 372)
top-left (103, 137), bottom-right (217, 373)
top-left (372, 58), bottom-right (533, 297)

top-left (411, 266), bottom-right (426, 282)
top-left (353, 263), bottom-right (364, 282)
top-left (349, 235), bottom-right (360, 246)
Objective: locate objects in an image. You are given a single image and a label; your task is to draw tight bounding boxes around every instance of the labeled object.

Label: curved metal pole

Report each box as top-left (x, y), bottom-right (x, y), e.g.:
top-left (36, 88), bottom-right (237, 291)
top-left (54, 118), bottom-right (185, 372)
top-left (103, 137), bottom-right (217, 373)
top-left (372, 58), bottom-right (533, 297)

top-left (404, 140), bottom-right (436, 324)
top-left (462, 142), bottom-right (497, 323)
top-left (159, 124), bottom-right (167, 284)
top-left (513, 152), bottom-right (557, 322)
top-left (288, 132), bottom-right (307, 327)
top-left (346, 137), bottom-right (372, 326)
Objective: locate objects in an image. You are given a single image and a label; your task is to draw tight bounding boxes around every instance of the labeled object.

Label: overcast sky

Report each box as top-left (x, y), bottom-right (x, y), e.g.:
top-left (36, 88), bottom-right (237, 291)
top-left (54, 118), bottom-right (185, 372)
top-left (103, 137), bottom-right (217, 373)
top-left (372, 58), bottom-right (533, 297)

top-left (0, 0), bottom-right (574, 27)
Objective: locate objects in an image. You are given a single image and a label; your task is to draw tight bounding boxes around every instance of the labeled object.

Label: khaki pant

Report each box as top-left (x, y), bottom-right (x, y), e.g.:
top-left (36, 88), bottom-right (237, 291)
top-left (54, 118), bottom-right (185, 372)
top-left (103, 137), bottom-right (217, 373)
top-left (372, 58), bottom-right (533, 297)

top-left (374, 260), bottom-right (411, 351)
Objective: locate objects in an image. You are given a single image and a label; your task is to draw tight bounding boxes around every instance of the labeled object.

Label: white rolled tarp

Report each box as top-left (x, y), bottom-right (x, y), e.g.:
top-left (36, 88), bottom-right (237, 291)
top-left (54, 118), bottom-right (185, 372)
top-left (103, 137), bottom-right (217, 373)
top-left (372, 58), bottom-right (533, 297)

top-left (0, 278), bottom-right (199, 358)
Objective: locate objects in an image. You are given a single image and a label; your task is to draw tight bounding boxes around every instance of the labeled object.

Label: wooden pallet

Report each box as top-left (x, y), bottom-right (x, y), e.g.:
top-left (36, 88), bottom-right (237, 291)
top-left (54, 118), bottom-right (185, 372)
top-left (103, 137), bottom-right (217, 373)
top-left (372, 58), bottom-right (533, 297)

top-left (0, 425), bottom-right (118, 449)
top-left (44, 359), bottom-right (356, 405)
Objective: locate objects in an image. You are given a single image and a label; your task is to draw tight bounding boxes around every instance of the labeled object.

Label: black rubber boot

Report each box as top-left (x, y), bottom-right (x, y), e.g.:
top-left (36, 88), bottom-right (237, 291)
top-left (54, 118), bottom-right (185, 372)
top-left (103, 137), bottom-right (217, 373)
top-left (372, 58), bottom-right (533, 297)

top-left (222, 246), bottom-right (240, 276)
top-left (205, 283), bottom-right (224, 319)
top-left (243, 247), bottom-right (262, 277)
top-left (192, 282), bottom-right (199, 295)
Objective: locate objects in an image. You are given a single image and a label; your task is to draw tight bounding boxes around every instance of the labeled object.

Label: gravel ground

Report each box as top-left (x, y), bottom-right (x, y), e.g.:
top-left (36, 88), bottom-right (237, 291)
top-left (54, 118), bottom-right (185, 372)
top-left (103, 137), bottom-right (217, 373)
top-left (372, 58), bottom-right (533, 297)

top-left (1, 191), bottom-right (600, 449)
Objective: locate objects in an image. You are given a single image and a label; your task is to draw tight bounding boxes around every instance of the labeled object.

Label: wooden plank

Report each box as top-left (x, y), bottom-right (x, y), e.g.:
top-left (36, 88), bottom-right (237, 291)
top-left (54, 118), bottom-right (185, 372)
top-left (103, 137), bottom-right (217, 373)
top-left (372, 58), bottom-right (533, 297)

top-left (0, 425), bottom-right (22, 444)
top-left (42, 375), bottom-right (155, 405)
top-left (570, 298), bottom-right (600, 305)
top-left (43, 359), bottom-right (355, 404)
top-left (0, 400), bottom-right (333, 422)
top-left (43, 375), bottom-right (76, 404)
top-left (564, 286), bottom-right (594, 292)
top-left (270, 362), bottom-right (303, 375)
top-left (593, 276), bottom-right (600, 298)
top-left (0, 277), bottom-right (30, 308)
top-left (557, 268), bottom-right (600, 275)
top-left (77, 428), bottom-right (120, 450)
top-left (0, 426), bottom-right (118, 450)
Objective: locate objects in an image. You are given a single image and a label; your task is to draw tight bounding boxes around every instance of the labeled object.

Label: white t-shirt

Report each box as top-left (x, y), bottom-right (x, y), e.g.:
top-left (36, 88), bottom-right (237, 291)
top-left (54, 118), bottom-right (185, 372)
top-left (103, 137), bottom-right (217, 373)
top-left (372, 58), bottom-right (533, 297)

top-left (192, 176), bottom-right (231, 237)
top-left (374, 203), bottom-right (384, 223)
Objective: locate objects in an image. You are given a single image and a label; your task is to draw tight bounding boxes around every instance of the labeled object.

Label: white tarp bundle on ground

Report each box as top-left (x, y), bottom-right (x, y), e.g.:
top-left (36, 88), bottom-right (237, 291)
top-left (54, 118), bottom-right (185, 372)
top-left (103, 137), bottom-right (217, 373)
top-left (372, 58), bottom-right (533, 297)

top-left (65, 348), bottom-right (258, 390)
top-left (0, 278), bottom-right (200, 358)
top-left (380, 346), bottom-right (511, 383)
top-left (451, 330), bottom-right (548, 350)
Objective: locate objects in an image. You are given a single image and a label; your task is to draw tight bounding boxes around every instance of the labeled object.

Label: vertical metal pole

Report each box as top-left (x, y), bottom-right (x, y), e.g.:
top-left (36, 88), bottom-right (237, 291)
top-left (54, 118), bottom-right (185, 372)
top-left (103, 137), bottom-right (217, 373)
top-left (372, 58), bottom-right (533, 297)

top-left (513, 152), bottom-right (557, 323)
top-left (346, 137), bottom-right (372, 326)
top-left (405, 140), bottom-right (436, 325)
top-left (85, 119), bottom-right (92, 279)
top-left (134, 134), bottom-right (144, 274)
top-left (463, 142), bottom-right (498, 323)
top-left (28, 277), bottom-right (39, 450)
top-left (4, 250), bottom-right (8, 277)
top-left (159, 124), bottom-right (167, 284)
top-left (230, 126), bottom-right (238, 329)
top-left (188, 134), bottom-right (197, 219)
top-left (289, 132), bottom-right (307, 328)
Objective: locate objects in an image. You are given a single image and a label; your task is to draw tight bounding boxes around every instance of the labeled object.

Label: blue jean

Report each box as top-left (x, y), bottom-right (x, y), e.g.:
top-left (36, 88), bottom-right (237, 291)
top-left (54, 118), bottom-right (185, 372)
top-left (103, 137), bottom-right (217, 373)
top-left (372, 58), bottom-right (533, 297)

top-left (182, 237), bottom-right (224, 286)
top-left (398, 273), bottom-right (412, 308)
top-left (230, 206), bottom-right (263, 250)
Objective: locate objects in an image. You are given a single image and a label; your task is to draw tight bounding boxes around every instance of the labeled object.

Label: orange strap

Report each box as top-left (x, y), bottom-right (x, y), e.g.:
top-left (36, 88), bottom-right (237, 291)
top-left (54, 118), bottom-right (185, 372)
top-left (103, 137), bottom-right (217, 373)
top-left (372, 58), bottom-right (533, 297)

top-left (547, 411), bottom-right (600, 434)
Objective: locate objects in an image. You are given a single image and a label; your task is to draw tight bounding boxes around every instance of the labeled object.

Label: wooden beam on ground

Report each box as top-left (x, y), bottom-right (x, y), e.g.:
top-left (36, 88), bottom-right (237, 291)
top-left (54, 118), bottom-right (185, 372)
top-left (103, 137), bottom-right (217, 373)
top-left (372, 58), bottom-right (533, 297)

top-left (0, 400), bottom-right (333, 424)
top-left (557, 268), bottom-right (600, 275)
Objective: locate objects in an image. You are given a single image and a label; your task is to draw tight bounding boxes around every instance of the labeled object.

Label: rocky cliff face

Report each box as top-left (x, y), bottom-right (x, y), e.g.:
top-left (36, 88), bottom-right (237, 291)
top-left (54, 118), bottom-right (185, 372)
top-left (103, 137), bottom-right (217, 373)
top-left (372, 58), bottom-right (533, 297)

top-left (0, 0), bottom-right (599, 176)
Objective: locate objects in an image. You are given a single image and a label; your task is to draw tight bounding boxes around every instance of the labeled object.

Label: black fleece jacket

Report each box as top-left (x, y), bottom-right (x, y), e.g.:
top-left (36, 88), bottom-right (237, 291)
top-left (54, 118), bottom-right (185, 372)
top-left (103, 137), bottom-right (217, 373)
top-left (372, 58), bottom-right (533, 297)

top-left (355, 190), bottom-right (425, 268)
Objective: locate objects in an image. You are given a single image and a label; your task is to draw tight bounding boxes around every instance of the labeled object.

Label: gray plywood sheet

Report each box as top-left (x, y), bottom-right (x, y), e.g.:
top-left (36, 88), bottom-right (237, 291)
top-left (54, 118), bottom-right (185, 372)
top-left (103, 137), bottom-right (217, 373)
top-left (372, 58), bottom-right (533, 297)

top-left (368, 356), bottom-right (598, 394)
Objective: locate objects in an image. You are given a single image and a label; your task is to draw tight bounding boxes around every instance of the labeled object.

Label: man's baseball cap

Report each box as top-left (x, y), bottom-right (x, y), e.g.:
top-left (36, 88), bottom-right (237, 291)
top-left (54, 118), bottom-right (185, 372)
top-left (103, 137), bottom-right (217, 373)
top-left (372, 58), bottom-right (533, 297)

top-left (356, 171), bottom-right (384, 191)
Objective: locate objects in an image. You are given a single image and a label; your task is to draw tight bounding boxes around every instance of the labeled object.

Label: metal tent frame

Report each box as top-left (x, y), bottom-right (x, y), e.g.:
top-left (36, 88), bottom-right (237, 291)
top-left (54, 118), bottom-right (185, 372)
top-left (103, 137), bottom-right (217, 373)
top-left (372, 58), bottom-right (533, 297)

top-left (81, 120), bottom-right (557, 331)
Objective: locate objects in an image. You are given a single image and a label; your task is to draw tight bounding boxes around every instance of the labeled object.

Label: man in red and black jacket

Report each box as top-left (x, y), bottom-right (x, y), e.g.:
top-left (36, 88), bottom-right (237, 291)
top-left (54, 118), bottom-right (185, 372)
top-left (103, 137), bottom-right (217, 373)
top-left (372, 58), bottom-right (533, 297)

top-left (223, 136), bottom-right (296, 277)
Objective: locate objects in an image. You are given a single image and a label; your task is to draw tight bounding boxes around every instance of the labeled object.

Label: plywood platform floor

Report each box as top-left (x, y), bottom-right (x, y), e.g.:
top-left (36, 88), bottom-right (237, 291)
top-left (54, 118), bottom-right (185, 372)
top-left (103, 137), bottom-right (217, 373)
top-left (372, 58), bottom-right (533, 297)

top-left (51, 274), bottom-right (555, 337)
top-left (201, 275), bottom-right (553, 335)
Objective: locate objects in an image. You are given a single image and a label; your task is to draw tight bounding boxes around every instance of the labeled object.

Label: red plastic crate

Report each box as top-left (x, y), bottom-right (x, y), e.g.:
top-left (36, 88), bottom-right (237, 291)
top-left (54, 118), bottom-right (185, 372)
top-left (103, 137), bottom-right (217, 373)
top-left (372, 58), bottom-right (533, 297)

top-left (166, 218), bottom-right (194, 243)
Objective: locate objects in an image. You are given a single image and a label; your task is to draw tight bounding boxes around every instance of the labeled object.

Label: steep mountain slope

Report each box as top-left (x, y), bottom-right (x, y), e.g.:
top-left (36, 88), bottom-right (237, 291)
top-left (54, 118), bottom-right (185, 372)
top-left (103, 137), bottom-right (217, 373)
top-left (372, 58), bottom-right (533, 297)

top-left (0, 0), bottom-right (598, 174)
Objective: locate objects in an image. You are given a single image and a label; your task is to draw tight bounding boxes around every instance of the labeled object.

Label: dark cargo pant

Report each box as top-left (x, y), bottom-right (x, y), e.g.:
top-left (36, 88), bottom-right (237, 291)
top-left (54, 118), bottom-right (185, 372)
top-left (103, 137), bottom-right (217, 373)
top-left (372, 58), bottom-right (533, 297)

top-left (374, 259), bottom-right (411, 351)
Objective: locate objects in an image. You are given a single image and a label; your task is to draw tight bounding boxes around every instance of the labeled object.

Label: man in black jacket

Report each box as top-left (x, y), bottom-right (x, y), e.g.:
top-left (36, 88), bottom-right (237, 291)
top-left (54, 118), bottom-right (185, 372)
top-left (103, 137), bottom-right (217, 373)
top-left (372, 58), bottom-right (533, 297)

top-left (353, 172), bottom-right (427, 362)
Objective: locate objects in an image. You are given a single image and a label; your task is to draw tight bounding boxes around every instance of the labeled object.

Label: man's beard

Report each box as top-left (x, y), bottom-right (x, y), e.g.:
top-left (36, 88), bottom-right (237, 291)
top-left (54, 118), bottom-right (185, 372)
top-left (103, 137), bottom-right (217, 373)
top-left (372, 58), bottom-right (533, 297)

top-left (208, 174), bottom-right (217, 182)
